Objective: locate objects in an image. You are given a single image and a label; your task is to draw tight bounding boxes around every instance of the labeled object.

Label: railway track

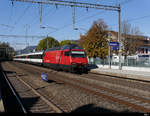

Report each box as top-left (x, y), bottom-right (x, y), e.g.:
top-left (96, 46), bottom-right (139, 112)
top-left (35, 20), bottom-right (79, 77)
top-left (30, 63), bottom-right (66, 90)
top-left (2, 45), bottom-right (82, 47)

top-left (3, 70), bottom-right (63, 113)
top-left (49, 74), bottom-right (150, 112)
top-left (2, 61), bottom-right (150, 113)
top-left (0, 64), bottom-right (26, 113)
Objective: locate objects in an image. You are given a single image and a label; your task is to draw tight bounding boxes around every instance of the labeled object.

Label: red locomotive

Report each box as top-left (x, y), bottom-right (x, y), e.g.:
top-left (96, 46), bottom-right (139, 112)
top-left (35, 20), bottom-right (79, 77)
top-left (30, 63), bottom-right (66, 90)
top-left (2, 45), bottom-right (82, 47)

top-left (43, 44), bottom-right (88, 73)
top-left (14, 44), bottom-right (88, 73)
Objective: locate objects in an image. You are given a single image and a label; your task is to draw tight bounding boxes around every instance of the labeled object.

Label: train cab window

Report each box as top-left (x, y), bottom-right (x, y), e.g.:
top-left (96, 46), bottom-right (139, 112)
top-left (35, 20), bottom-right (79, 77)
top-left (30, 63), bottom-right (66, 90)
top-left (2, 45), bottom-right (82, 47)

top-left (71, 54), bottom-right (85, 58)
top-left (71, 51), bottom-right (85, 58)
top-left (65, 51), bottom-right (70, 56)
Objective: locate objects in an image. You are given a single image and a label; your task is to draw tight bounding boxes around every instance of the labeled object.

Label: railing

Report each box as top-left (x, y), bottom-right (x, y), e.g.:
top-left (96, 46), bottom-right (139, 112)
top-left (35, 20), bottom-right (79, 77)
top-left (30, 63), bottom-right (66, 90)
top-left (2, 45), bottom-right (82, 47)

top-left (88, 57), bottom-right (150, 68)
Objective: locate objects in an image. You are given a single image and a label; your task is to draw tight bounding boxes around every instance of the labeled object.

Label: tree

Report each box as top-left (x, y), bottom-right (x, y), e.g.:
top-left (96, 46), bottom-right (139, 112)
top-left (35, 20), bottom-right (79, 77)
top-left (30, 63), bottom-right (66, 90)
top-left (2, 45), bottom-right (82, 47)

top-left (36, 36), bottom-right (59, 51)
top-left (0, 42), bottom-right (15, 60)
top-left (121, 20), bottom-right (143, 59)
top-left (59, 40), bottom-right (77, 46)
top-left (0, 42), bottom-right (9, 47)
top-left (79, 19), bottom-right (108, 59)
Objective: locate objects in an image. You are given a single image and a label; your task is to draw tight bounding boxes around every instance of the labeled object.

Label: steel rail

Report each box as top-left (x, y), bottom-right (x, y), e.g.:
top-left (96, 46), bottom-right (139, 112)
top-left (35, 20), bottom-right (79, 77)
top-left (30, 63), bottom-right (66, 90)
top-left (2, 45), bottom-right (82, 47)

top-left (48, 74), bottom-right (150, 112)
top-left (15, 75), bottom-right (64, 113)
top-left (1, 71), bottom-right (27, 113)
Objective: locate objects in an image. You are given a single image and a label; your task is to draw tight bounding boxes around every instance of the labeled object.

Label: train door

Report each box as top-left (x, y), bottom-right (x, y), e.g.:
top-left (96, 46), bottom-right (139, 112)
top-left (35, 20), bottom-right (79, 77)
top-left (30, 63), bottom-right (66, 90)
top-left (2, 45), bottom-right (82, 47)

top-left (64, 51), bottom-right (71, 70)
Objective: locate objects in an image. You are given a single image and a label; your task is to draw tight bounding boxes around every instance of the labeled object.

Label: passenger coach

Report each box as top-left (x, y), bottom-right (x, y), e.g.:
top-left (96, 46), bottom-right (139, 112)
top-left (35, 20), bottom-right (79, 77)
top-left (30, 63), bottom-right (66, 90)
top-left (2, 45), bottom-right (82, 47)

top-left (13, 51), bottom-right (43, 65)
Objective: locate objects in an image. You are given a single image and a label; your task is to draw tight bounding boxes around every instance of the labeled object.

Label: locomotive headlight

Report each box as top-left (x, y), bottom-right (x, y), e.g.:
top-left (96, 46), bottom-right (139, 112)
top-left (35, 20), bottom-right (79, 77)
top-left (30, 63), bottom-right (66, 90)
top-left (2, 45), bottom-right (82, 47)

top-left (71, 62), bottom-right (76, 65)
top-left (83, 63), bottom-right (87, 65)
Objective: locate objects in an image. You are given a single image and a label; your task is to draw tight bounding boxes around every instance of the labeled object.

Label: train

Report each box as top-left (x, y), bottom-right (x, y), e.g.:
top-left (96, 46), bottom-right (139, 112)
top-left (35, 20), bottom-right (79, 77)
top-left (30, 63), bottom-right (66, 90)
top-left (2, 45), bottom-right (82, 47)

top-left (0, 47), bottom-right (14, 61)
top-left (13, 44), bottom-right (88, 73)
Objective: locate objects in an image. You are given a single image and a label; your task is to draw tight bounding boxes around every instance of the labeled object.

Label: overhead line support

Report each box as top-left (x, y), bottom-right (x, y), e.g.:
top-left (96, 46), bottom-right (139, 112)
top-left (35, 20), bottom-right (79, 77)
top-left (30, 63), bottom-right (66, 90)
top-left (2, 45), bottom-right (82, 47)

top-left (11, 0), bottom-right (119, 11)
top-left (0, 34), bottom-right (46, 38)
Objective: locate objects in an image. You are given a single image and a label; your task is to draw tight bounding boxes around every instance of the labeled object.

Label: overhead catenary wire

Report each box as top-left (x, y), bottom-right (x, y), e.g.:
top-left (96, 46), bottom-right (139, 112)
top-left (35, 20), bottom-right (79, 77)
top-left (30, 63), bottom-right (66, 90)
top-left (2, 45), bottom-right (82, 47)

top-left (0, 34), bottom-right (46, 38)
top-left (6, 0), bottom-right (135, 39)
top-left (30, 4), bottom-right (59, 30)
top-left (109, 13), bottom-right (150, 28)
top-left (14, 4), bottom-right (32, 25)
top-left (9, 0), bottom-right (132, 35)
top-left (9, 3), bottom-right (32, 33)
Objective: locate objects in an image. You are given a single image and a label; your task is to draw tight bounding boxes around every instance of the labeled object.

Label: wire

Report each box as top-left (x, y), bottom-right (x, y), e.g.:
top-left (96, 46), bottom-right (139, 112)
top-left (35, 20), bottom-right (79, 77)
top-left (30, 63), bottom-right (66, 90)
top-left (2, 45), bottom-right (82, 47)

top-left (10, 3), bottom-right (32, 33)
top-left (8, 1), bottom-right (14, 25)
top-left (14, 4), bottom-right (32, 25)
top-left (47, 10), bottom-right (106, 35)
top-left (110, 13), bottom-right (150, 28)
top-left (30, 5), bottom-right (58, 26)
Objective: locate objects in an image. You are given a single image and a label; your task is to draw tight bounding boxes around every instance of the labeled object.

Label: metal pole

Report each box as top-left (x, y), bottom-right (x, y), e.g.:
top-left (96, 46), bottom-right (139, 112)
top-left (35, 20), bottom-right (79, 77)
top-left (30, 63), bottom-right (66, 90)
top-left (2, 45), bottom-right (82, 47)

top-left (47, 35), bottom-right (48, 49)
top-left (24, 24), bottom-right (30, 53)
top-left (118, 4), bottom-right (122, 70)
top-left (108, 32), bottom-right (111, 69)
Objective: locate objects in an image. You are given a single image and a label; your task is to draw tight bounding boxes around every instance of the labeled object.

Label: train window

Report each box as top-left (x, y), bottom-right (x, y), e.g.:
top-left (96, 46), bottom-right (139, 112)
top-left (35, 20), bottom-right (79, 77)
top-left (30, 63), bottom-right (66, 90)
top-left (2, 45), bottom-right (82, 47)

top-left (65, 51), bottom-right (70, 56)
top-left (62, 45), bottom-right (70, 50)
top-left (61, 44), bottom-right (84, 50)
top-left (20, 56), bottom-right (26, 58)
top-left (28, 54), bottom-right (42, 59)
top-left (71, 54), bottom-right (85, 58)
top-left (71, 51), bottom-right (85, 58)
top-left (38, 54), bottom-right (42, 59)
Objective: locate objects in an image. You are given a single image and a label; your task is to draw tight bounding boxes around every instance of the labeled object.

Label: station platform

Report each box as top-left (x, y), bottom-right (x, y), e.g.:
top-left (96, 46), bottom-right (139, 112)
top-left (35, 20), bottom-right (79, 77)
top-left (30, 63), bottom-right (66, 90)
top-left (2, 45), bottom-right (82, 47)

top-left (90, 65), bottom-right (150, 82)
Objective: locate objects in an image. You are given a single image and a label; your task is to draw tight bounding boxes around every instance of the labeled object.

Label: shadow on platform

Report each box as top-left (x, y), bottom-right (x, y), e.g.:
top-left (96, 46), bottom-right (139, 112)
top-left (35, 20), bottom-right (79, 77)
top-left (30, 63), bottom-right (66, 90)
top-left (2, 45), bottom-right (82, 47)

top-left (70, 104), bottom-right (139, 113)
top-left (42, 79), bottom-right (64, 85)
top-left (88, 64), bottom-right (98, 70)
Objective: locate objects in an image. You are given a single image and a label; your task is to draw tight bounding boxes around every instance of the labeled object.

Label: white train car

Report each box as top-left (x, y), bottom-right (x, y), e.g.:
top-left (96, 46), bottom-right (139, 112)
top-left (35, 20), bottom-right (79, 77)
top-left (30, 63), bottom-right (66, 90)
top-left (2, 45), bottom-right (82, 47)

top-left (13, 51), bottom-right (43, 64)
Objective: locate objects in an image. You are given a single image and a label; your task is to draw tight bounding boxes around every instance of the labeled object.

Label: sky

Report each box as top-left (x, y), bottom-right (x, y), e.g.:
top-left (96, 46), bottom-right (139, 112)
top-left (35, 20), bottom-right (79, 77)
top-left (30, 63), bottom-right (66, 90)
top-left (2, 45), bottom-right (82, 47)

top-left (0, 0), bottom-right (150, 50)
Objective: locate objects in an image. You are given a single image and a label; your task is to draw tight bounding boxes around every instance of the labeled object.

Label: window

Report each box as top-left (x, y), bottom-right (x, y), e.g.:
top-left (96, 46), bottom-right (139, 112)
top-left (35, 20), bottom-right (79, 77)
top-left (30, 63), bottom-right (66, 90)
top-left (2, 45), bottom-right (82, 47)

top-left (28, 54), bottom-right (42, 59)
top-left (146, 49), bottom-right (148, 54)
top-left (71, 54), bottom-right (85, 58)
top-left (65, 51), bottom-right (70, 56)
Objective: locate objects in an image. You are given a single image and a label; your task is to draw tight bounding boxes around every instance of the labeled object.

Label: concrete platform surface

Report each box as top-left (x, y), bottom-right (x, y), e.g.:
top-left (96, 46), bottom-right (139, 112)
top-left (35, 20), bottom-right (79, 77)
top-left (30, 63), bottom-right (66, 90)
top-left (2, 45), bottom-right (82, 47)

top-left (90, 67), bottom-right (150, 82)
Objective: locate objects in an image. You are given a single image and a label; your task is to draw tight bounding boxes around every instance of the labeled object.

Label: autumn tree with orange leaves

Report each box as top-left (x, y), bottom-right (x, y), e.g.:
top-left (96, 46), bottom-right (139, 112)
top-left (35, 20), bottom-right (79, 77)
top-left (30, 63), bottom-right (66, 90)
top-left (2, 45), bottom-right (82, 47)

top-left (79, 19), bottom-right (108, 58)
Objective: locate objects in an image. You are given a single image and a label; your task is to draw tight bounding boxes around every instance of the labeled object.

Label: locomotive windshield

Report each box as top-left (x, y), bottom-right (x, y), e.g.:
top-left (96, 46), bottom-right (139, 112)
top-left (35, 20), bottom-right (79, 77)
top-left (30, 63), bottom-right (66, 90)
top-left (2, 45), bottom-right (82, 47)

top-left (61, 44), bottom-right (84, 50)
top-left (71, 51), bottom-right (86, 58)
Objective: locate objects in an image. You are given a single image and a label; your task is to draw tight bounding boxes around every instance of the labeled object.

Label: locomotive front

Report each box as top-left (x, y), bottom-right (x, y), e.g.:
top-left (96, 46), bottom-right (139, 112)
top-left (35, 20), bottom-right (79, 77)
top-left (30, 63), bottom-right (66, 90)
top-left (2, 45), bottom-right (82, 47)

top-left (70, 50), bottom-right (88, 73)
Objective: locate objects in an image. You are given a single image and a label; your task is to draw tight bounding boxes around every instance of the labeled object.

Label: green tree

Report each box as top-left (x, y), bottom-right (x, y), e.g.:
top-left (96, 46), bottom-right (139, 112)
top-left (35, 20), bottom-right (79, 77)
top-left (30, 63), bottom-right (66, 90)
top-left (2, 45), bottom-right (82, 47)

top-left (60, 40), bottom-right (71, 46)
top-left (36, 36), bottom-right (59, 50)
top-left (0, 42), bottom-right (15, 60)
top-left (59, 40), bottom-right (77, 46)
top-left (0, 42), bottom-right (9, 47)
top-left (79, 19), bottom-right (108, 58)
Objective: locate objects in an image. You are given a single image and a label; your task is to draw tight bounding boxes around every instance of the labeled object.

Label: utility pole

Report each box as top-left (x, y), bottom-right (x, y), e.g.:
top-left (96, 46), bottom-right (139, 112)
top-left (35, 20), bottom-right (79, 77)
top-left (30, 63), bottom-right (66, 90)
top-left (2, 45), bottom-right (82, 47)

top-left (108, 32), bottom-right (111, 69)
top-left (38, 3), bottom-right (42, 28)
top-left (72, 0), bottom-right (76, 30)
top-left (47, 35), bottom-right (48, 49)
top-left (118, 4), bottom-right (122, 70)
top-left (24, 24), bottom-right (30, 53)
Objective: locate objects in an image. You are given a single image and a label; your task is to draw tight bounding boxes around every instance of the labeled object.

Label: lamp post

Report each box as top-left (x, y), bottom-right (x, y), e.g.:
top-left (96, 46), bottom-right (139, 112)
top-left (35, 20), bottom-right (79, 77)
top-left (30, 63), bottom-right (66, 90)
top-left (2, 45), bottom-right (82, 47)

top-left (108, 32), bottom-right (111, 69)
top-left (118, 4), bottom-right (122, 70)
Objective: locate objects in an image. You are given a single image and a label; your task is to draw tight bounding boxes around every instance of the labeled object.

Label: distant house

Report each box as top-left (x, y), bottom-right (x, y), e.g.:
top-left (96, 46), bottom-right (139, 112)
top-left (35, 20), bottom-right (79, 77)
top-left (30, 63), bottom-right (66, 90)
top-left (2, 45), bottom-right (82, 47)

top-left (109, 30), bottom-right (150, 55)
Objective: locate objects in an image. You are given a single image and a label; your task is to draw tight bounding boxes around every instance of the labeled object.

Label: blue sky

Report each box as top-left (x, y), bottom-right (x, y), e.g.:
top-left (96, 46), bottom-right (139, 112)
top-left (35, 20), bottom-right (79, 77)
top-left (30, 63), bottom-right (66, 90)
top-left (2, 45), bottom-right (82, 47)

top-left (0, 0), bottom-right (150, 50)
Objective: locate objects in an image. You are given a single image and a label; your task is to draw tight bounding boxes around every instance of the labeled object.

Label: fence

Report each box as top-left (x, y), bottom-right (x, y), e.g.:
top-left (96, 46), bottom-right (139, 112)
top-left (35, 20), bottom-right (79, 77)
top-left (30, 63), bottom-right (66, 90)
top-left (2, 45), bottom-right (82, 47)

top-left (88, 57), bottom-right (150, 68)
